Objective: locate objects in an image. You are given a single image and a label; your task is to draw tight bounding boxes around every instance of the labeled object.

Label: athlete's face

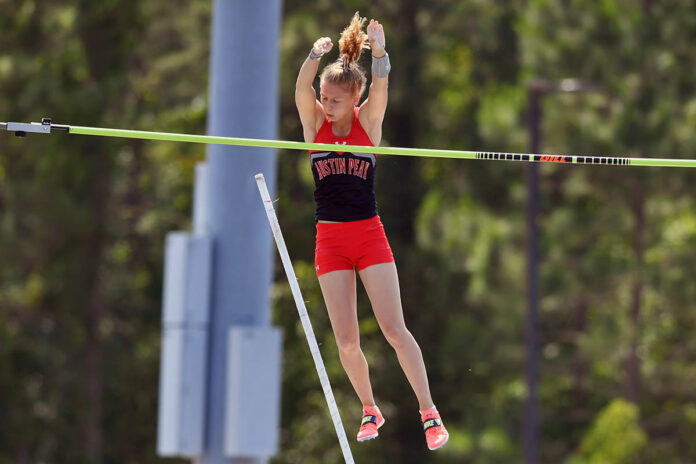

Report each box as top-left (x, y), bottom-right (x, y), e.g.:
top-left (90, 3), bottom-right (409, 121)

top-left (320, 82), bottom-right (359, 123)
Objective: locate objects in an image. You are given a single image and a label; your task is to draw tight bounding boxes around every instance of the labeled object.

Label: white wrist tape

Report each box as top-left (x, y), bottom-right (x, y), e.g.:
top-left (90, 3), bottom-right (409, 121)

top-left (309, 49), bottom-right (323, 61)
top-left (372, 53), bottom-right (391, 78)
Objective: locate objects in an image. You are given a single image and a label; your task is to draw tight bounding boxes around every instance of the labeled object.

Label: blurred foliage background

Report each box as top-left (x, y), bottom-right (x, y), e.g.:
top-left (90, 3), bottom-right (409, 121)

top-left (1, 0), bottom-right (696, 463)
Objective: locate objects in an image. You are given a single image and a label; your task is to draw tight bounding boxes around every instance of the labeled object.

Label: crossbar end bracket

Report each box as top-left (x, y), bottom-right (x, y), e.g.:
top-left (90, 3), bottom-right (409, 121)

top-left (1, 118), bottom-right (70, 137)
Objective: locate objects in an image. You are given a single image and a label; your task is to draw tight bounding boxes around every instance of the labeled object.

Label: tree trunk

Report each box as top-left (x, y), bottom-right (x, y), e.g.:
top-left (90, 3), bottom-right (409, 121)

top-left (82, 151), bottom-right (112, 463)
top-left (379, 0), bottom-right (424, 248)
top-left (76, 2), bottom-right (134, 456)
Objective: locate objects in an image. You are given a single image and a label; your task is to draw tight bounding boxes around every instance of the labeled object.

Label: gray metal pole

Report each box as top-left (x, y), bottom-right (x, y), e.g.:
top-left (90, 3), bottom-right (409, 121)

top-left (525, 88), bottom-right (542, 464)
top-left (201, 1), bottom-right (282, 463)
top-left (523, 79), bottom-right (602, 464)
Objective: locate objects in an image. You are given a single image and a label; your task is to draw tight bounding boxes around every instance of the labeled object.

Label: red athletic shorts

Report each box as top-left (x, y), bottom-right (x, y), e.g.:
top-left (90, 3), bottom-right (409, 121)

top-left (315, 215), bottom-right (395, 276)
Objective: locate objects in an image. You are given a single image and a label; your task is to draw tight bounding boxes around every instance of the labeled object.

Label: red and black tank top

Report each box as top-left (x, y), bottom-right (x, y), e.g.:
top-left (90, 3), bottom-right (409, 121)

top-left (309, 108), bottom-right (378, 222)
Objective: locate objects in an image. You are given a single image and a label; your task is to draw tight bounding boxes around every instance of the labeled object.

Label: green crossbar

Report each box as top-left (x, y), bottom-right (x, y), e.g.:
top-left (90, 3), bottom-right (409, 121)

top-left (3, 120), bottom-right (696, 168)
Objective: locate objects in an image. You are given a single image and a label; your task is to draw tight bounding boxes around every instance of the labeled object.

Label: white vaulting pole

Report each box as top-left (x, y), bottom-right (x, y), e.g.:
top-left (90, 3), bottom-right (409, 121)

top-left (254, 173), bottom-right (355, 464)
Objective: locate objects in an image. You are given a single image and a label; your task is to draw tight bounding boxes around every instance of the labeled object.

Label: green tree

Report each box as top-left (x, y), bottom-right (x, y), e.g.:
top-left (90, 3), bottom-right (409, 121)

top-left (520, 1), bottom-right (696, 461)
top-left (0, 1), bottom-right (208, 462)
top-left (566, 398), bottom-right (647, 464)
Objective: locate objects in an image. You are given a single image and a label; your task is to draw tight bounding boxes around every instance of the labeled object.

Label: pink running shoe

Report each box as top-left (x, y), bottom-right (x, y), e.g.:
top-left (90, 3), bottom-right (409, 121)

top-left (421, 407), bottom-right (449, 450)
top-left (357, 405), bottom-right (385, 442)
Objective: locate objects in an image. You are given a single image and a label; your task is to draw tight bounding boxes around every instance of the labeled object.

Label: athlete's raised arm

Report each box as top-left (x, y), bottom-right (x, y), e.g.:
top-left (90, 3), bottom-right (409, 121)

top-left (295, 37), bottom-right (332, 142)
top-left (359, 19), bottom-right (390, 143)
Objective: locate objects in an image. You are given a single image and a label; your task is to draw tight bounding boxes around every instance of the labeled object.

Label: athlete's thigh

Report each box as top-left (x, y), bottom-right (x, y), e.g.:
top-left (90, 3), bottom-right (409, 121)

top-left (358, 262), bottom-right (406, 330)
top-left (318, 269), bottom-right (359, 339)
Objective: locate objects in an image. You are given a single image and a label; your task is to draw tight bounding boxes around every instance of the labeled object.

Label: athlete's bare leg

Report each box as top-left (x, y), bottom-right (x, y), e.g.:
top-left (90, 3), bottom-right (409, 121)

top-left (319, 269), bottom-right (376, 406)
top-left (359, 262), bottom-right (434, 410)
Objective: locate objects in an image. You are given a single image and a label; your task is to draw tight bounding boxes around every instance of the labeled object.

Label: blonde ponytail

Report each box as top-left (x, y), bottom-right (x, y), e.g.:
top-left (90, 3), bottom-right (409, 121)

top-left (320, 12), bottom-right (369, 97)
top-left (339, 12), bottom-right (370, 66)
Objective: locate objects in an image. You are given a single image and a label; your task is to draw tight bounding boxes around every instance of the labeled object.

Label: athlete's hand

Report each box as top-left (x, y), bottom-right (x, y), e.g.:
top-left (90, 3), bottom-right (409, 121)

top-left (312, 37), bottom-right (333, 57)
top-left (367, 19), bottom-right (386, 56)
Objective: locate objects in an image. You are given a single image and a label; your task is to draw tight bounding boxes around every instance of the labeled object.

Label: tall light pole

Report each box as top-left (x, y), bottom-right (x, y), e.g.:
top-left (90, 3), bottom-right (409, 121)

top-left (157, 2), bottom-right (283, 464)
top-left (525, 78), bottom-right (602, 464)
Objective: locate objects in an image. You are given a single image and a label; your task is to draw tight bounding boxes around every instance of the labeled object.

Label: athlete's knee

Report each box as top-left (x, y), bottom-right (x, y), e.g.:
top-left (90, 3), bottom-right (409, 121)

top-left (335, 331), bottom-right (361, 353)
top-left (381, 324), bottom-right (410, 348)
